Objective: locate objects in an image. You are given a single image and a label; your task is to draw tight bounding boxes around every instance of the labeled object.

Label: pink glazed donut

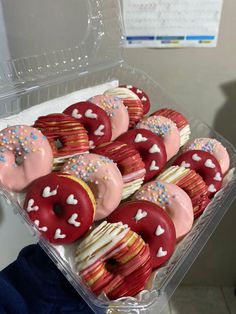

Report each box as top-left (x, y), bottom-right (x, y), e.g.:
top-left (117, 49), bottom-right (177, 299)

top-left (0, 125), bottom-right (53, 192)
top-left (136, 116), bottom-right (180, 161)
top-left (134, 180), bottom-right (194, 241)
top-left (88, 95), bottom-right (129, 141)
top-left (184, 138), bottom-right (230, 175)
top-left (62, 153), bottom-right (123, 220)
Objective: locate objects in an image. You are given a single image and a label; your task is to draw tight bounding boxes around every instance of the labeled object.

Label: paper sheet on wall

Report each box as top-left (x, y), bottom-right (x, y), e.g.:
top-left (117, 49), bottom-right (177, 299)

top-left (123, 0), bottom-right (223, 48)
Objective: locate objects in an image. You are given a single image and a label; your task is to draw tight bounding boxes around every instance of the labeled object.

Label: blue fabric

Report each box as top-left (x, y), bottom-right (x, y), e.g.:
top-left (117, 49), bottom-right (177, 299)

top-left (0, 244), bottom-right (94, 314)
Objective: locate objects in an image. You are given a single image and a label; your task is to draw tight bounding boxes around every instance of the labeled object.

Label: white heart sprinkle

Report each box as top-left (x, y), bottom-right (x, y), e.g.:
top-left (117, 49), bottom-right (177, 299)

top-left (213, 172), bottom-right (222, 181)
top-left (204, 159), bottom-right (215, 168)
top-left (155, 225), bottom-right (165, 236)
top-left (181, 161), bottom-right (190, 168)
top-left (141, 96), bottom-right (147, 101)
top-left (42, 186), bottom-right (58, 198)
top-left (54, 228), bottom-right (66, 240)
top-left (208, 184), bottom-right (216, 193)
top-left (66, 194), bottom-right (78, 205)
top-left (149, 144), bottom-right (161, 154)
top-left (156, 247), bottom-right (167, 257)
top-left (34, 220), bottom-right (48, 232)
top-left (68, 213), bottom-right (81, 227)
top-left (89, 140), bottom-right (95, 149)
top-left (134, 209), bottom-right (147, 221)
top-left (26, 199), bottom-right (39, 212)
top-left (134, 133), bottom-right (147, 143)
top-left (127, 85), bottom-right (133, 89)
top-left (72, 109), bottom-right (82, 119)
top-left (137, 89), bottom-right (142, 94)
top-left (150, 160), bottom-right (159, 171)
top-left (192, 153), bottom-right (201, 161)
top-left (94, 124), bottom-right (105, 136)
top-left (85, 109), bottom-right (97, 119)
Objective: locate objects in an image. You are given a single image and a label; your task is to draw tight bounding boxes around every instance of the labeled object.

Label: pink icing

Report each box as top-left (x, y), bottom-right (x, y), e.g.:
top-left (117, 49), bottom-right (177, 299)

top-left (136, 116), bottom-right (180, 161)
top-left (0, 125), bottom-right (53, 192)
top-left (62, 153), bottom-right (123, 220)
top-left (88, 95), bottom-right (129, 141)
top-left (184, 138), bottom-right (230, 175)
top-left (134, 180), bottom-right (193, 241)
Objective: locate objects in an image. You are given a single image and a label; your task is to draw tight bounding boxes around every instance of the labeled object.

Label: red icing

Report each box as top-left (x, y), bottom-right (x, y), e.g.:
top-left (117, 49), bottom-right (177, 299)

top-left (117, 129), bottom-right (167, 181)
top-left (120, 85), bottom-right (150, 115)
top-left (173, 150), bottom-right (223, 197)
top-left (23, 172), bottom-right (94, 244)
top-left (93, 141), bottom-right (145, 179)
top-left (34, 113), bottom-right (89, 156)
top-left (63, 101), bottom-right (112, 148)
top-left (108, 200), bottom-right (176, 269)
top-left (150, 108), bottom-right (188, 130)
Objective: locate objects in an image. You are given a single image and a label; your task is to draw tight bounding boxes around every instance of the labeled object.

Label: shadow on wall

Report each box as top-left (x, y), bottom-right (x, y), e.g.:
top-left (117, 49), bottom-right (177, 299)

top-left (214, 80), bottom-right (236, 146)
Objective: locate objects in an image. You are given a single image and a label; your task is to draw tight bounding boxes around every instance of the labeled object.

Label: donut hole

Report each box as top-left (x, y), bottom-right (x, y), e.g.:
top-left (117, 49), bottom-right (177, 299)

top-left (53, 203), bottom-right (63, 216)
top-left (105, 257), bottom-right (119, 273)
top-left (87, 182), bottom-right (99, 199)
top-left (15, 154), bottom-right (24, 166)
top-left (55, 138), bottom-right (63, 149)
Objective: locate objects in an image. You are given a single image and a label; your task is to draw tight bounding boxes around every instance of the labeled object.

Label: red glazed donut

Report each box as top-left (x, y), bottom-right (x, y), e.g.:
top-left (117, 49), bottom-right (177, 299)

top-left (108, 200), bottom-right (176, 269)
top-left (63, 101), bottom-right (112, 149)
top-left (23, 172), bottom-right (96, 244)
top-left (120, 85), bottom-right (151, 115)
top-left (117, 129), bottom-right (167, 182)
top-left (173, 150), bottom-right (223, 197)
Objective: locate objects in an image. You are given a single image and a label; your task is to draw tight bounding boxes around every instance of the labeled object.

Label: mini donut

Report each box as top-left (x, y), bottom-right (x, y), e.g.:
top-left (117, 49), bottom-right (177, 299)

top-left (104, 87), bottom-right (144, 128)
top-left (23, 172), bottom-right (96, 244)
top-left (0, 125), bottom-right (53, 192)
top-left (63, 101), bottom-right (112, 149)
top-left (88, 95), bottom-right (129, 141)
top-left (108, 200), bottom-right (176, 269)
top-left (62, 153), bottom-right (123, 220)
top-left (173, 150), bottom-right (223, 197)
top-left (120, 85), bottom-right (151, 115)
top-left (136, 115), bottom-right (180, 160)
top-left (184, 138), bottom-right (230, 175)
top-left (34, 113), bottom-right (89, 156)
top-left (117, 129), bottom-right (167, 182)
top-left (93, 141), bottom-right (146, 199)
top-left (150, 108), bottom-right (191, 146)
top-left (134, 181), bottom-right (194, 241)
top-left (75, 221), bottom-right (152, 299)
top-left (157, 166), bottom-right (210, 218)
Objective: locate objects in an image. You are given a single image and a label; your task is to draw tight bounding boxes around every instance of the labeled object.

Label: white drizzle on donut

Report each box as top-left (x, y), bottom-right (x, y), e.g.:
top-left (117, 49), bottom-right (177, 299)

top-left (155, 225), bottom-right (165, 236)
top-left (68, 213), bottom-right (81, 227)
top-left (54, 228), bottom-right (66, 239)
top-left (42, 186), bottom-right (59, 198)
top-left (66, 194), bottom-right (78, 205)
top-left (150, 160), bottom-right (159, 171)
top-left (94, 125), bottom-right (105, 136)
top-left (134, 133), bottom-right (147, 143)
top-left (156, 247), bottom-right (167, 257)
top-left (149, 144), bottom-right (160, 154)
top-left (34, 220), bottom-right (48, 232)
top-left (85, 109), bottom-right (97, 119)
top-left (134, 209), bottom-right (147, 221)
top-left (180, 161), bottom-right (190, 168)
top-left (26, 199), bottom-right (39, 212)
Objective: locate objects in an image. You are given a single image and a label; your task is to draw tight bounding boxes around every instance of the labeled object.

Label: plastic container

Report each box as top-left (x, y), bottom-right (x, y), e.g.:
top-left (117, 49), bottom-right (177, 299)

top-left (0, 1), bottom-right (235, 313)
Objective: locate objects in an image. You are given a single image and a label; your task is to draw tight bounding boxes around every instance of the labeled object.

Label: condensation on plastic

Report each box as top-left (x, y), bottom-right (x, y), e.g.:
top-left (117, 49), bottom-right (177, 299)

top-left (0, 1), bottom-right (235, 314)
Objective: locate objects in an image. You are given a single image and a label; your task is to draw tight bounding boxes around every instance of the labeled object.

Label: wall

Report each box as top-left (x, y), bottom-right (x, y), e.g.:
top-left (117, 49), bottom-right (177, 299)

top-left (123, 0), bottom-right (236, 286)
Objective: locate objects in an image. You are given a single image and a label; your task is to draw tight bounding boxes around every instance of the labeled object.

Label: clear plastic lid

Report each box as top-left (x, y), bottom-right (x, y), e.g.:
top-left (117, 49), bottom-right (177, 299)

top-left (0, 0), bottom-right (124, 99)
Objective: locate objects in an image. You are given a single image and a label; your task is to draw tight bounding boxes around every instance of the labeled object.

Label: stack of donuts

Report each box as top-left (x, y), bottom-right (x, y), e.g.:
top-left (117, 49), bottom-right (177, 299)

top-left (0, 85), bottom-right (230, 300)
